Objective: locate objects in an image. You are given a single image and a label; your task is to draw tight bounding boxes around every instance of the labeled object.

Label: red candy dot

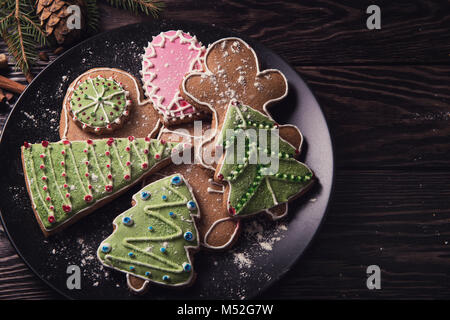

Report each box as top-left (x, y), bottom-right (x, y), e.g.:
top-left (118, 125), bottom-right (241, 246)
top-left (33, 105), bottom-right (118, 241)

top-left (60, 161), bottom-right (65, 166)
top-left (48, 216), bottom-right (55, 223)
top-left (40, 154), bottom-right (45, 158)
top-left (42, 176), bottom-right (47, 181)
top-left (125, 147), bottom-right (130, 152)
top-left (61, 172), bottom-right (66, 177)
top-left (124, 174), bottom-right (130, 180)
top-left (87, 139), bottom-right (93, 145)
top-left (154, 154), bottom-right (160, 160)
top-left (143, 149), bottom-right (149, 154)
top-left (49, 205), bottom-right (54, 210)
top-left (161, 139), bottom-right (166, 145)
top-left (88, 185), bottom-right (92, 190)
top-left (39, 164), bottom-right (45, 169)
top-left (23, 141), bottom-right (30, 148)
top-left (107, 138), bottom-right (114, 146)
top-left (141, 163), bottom-right (148, 169)
top-left (65, 193), bottom-right (70, 198)
top-left (126, 161), bottom-right (131, 166)
top-left (41, 140), bottom-right (49, 147)
top-left (62, 204), bottom-right (72, 213)
top-left (83, 149), bottom-right (88, 153)
top-left (85, 161), bottom-right (89, 165)
top-left (63, 184), bottom-right (68, 188)
top-left (229, 206), bottom-right (236, 215)
top-left (63, 140), bottom-right (70, 145)
top-left (61, 150), bottom-right (65, 155)
top-left (144, 137), bottom-right (150, 142)
top-left (217, 174), bottom-right (224, 181)
top-left (85, 173), bottom-right (89, 177)
top-left (105, 151), bottom-right (110, 156)
top-left (105, 185), bottom-right (113, 192)
top-left (43, 186), bottom-right (47, 191)
top-left (84, 194), bottom-right (93, 202)
top-left (46, 196), bottom-right (51, 201)
top-left (128, 136), bottom-right (134, 141)
top-left (107, 174), bottom-right (112, 180)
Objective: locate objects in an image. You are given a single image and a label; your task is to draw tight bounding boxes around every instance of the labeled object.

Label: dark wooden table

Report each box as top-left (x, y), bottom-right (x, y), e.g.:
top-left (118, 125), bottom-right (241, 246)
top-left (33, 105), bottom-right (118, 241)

top-left (0, 0), bottom-right (449, 299)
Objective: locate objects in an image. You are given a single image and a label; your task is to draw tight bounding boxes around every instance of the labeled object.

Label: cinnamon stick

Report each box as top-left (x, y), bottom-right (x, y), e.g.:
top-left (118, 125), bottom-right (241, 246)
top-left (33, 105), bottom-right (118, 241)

top-left (0, 75), bottom-right (26, 94)
top-left (0, 89), bottom-right (5, 102)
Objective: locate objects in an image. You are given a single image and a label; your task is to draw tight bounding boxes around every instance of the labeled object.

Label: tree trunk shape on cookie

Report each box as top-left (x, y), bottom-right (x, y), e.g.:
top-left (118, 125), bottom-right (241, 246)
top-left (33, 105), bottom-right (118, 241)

top-left (215, 102), bottom-right (314, 217)
top-left (97, 174), bottom-right (200, 290)
top-left (21, 137), bottom-right (180, 234)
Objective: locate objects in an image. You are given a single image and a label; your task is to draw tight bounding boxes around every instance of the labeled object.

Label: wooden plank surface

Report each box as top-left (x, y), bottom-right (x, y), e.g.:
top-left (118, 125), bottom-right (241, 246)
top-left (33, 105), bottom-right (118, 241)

top-left (0, 0), bottom-right (449, 299)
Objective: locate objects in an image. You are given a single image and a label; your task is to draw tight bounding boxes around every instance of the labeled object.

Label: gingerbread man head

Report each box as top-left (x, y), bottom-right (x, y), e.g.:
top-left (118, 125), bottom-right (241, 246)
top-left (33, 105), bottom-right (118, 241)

top-left (180, 37), bottom-right (288, 131)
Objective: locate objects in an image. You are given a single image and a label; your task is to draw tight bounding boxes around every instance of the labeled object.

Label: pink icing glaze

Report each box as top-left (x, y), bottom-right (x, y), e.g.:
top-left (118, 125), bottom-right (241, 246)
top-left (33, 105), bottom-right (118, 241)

top-left (141, 30), bottom-right (205, 121)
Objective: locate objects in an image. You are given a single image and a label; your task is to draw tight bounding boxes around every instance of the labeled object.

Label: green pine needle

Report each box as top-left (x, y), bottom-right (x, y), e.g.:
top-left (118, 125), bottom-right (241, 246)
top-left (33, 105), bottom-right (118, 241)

top-left (85, 0), bottom-right (100, 32)
top-left (105, 0), bottom-right (164, 17)
top-left (0, 0), bottom-right (46, 76)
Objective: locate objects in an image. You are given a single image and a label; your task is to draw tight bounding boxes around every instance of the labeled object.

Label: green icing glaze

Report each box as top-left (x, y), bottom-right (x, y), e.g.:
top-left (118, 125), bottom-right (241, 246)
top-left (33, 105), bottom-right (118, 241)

top-left (22, 138), bottom-right (179, 231)
top-left (217, 103), bottom-right (314, 217)
top-left (70, 76), bottom-right (129, 130)
top-left (97, 174), bottom-right (199, 287)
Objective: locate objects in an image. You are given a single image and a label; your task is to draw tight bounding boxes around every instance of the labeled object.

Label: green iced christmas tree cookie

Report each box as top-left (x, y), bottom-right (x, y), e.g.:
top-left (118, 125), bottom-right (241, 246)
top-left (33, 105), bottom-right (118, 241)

top-left (22, 137), bottom-right (180, 235)
top-left (215, 102), bottom-right (314, 217)
top-left (97, 174), bottom-right (200, 290)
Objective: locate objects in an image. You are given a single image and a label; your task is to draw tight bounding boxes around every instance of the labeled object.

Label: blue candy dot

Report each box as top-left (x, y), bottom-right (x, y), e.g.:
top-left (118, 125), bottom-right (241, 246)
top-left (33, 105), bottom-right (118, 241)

top-left (160, 247), bottom-right (166, 253)
top-left (186, 200), bottom-right (197, 211)
top-left (129, 266), bottom-right (135, 271)
top-left (162, 275), bottom-right (170, 281)
top-left (140, 191), bottom-right (151, 200)
top-left (162, 195), bottom-right (167, 201)
top-left (101, 243), bottom-right (111, 253)
top-left (145, 271), bottom-right (152, 277)
top-left (169, 211), bottom-right (176, 218)
top-left (148, 226), bottom-right (154, 231)
top-left (184, 231), bottom-right (194, 241)
top-left (183, 262), bottom-right (192, 272)
top-left (171, 176), bottom-right (182, 186)
top-left (122, 216), bottom-right (133, 226)
top-left (128, 252), bottom-right (134, 257)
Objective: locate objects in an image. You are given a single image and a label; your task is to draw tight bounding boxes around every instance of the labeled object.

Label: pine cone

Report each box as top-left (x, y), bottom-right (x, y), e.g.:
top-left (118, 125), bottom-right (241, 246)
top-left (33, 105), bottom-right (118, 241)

top-left (36, 0), bottom-right (87, 46)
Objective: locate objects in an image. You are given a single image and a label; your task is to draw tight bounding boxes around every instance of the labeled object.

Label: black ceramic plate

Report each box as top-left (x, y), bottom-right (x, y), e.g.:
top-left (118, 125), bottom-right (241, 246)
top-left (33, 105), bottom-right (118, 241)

top-left (0, 21), bottom-right (333, 299)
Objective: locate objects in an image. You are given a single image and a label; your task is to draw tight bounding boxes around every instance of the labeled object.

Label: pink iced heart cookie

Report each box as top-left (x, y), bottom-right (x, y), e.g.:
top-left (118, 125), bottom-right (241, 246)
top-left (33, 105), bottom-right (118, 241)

top-left (141, 30), bottom-right (206, 125)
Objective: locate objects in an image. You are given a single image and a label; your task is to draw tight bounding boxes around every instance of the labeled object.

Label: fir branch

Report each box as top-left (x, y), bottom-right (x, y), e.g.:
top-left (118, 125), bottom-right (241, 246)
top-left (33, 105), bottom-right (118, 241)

top-left (0, 0), bottom-right (46, 79)
top-left (105, 0), bottom-right (164, 17)
top-left (85, 0), bottom-right (100, 32)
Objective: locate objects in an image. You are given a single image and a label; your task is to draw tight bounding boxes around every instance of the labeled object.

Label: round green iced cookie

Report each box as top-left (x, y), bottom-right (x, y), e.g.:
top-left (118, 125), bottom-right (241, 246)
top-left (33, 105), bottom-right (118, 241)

top-left (69, 76), bottom-right (130, 132)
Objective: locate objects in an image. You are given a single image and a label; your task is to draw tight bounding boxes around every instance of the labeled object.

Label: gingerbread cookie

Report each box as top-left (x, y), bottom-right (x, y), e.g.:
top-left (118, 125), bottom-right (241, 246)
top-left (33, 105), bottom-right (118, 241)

top-left (155, 122), bottom-right (241, 250)
top-left (97, 174), bottom-right (200, 293)
top-left (21, 137), bottom-right (181, 236)
top-left (141, 30), bottom-right (206, 125)
top-left (180, 37), bottom-right (290, 168)
top-left (214, 102), bottom-right (315, 218)
top-left (60, 68), bottom-right (161, 141)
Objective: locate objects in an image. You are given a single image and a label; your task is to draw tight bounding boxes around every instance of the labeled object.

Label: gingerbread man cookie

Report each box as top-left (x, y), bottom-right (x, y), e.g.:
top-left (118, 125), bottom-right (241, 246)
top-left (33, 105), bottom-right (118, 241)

top-left (180, 37), bottom-right (298, 168)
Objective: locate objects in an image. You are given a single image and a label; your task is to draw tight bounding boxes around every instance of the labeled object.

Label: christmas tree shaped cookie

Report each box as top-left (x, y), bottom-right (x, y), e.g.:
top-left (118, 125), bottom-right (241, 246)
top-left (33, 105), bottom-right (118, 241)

top-left (97, 174), bottom-right (200, 293)
top-left (22, 137), bottom-right (181, 236)
top-left (215, 102), bottom-right (315, 217)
